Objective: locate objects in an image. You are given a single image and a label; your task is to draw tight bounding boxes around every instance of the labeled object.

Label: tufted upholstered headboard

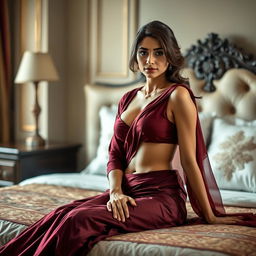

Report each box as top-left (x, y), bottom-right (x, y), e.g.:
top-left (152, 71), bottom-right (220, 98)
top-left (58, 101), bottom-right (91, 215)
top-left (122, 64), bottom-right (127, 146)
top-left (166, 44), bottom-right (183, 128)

top-left (185, 68), bottom-right (256, 120)
top-left (84, 33), bottom-right (256, 165)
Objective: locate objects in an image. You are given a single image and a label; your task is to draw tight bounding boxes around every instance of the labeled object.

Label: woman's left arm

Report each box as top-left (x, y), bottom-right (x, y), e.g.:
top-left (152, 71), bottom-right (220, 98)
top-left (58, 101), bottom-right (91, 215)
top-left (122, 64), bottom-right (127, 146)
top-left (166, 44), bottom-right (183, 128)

top-left (171, 87), bottom-right (240, 224)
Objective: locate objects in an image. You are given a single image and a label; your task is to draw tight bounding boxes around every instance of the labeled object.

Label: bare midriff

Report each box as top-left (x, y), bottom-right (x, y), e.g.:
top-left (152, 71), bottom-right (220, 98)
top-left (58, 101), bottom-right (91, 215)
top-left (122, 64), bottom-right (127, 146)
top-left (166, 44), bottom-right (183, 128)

top-left (125, 142), bottom-right (177, 174)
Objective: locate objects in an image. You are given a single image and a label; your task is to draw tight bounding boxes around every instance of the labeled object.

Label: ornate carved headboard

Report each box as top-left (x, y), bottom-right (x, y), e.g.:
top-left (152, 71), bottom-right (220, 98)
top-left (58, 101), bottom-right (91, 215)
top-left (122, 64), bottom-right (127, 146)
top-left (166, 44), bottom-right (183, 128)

top-left (185, 33), bottom-right (256, 92)
top-left (183, 33), bottom-right (256, 120)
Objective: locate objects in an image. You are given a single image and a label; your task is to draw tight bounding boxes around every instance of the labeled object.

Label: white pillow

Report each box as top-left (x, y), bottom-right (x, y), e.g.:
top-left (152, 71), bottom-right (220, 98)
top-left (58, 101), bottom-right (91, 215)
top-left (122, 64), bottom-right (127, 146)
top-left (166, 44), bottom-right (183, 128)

top-left (208, 118), bottom-right (256, 192)
top-left (82, 105), bottom-right (117, 176)
top-left (224, 116), bottom-right (256, 127)
top-left (198, 112), bottom-right (215, 146)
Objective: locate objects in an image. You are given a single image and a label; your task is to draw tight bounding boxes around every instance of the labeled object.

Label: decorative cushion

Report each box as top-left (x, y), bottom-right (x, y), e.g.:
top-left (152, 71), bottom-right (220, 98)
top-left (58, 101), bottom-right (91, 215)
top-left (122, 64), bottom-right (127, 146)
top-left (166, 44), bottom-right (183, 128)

top-left (82, 105), bottom-right (117, 176)
top-left (208, 118), bottom-right (256, 192)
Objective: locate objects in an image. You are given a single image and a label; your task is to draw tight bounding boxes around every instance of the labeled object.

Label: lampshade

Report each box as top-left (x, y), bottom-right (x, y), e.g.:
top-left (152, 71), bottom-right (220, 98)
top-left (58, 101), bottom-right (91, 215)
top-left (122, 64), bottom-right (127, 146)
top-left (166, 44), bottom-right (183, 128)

top-left (15, 51), bottom-right (59, 83)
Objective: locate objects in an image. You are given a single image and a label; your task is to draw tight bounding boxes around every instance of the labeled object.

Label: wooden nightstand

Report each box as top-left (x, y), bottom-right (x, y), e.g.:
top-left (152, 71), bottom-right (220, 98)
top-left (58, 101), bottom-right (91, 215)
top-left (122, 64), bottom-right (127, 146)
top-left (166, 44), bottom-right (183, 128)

top-left (0, 143), bottom-right (82, 186)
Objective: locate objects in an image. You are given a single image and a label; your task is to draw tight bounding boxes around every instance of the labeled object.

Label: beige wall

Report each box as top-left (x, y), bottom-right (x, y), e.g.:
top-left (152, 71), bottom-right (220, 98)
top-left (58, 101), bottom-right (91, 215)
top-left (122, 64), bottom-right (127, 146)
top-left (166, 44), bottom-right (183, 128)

top-left (48, 0), bottom-right (68, 143)
top-left (66, 0), bottom-right (90, 167)
top-left (89, 0), bottom-right (137, 84)
top-left (47, 0), bottom-right (90, 168)
top-left (139, 0), bottom-right (256, 55)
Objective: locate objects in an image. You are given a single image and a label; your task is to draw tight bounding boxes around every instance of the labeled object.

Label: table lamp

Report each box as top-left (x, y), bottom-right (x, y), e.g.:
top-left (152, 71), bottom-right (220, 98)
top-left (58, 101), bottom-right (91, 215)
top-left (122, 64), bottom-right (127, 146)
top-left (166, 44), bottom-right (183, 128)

top-left (15, 51), bottom-right (59, 147)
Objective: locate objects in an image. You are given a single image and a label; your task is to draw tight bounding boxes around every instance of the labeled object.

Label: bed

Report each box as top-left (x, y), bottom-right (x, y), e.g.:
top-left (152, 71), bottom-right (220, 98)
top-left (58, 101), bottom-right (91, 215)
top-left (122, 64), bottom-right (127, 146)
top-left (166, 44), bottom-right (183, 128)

top-left (1, 33), bottom-right (256, 255)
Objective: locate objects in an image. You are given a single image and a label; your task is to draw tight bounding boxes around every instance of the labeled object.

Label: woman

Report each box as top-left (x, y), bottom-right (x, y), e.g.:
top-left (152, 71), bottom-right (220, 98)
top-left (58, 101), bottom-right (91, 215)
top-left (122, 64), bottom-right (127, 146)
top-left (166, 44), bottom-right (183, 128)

top-left (0, 20), bottom-right (254, 256)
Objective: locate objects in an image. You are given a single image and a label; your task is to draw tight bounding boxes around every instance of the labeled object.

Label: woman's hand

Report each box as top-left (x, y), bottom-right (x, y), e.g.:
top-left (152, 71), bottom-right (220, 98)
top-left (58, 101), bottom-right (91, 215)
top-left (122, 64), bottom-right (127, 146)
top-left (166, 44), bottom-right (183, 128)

top-left (107, 192), bottom-right (137, 222)
top-left (207, 215), bottom-right (244, 225)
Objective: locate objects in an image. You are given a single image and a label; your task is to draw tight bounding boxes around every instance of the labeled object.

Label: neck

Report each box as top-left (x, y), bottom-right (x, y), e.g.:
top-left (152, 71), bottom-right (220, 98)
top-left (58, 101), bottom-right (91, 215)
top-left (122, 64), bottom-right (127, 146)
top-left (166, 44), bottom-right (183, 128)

top-left (138, 76), bottom-right (170, 99)
top-left (144, 75), bottom-right (168, 93)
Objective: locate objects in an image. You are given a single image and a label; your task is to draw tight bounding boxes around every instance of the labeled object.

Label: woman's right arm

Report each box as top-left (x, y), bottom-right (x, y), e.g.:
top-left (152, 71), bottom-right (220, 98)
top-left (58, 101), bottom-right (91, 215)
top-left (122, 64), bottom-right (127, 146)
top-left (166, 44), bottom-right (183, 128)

top-left (106, 96), bottom-right (137, 222)
top-left (107, 169), bottom-right (137, 222)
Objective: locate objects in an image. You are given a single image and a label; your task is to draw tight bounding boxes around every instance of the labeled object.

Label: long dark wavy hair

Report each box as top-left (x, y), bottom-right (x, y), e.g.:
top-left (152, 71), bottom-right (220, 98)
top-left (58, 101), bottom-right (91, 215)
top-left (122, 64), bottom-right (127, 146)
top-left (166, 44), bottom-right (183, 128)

top-left (129, 20), bottom-right (187, 85)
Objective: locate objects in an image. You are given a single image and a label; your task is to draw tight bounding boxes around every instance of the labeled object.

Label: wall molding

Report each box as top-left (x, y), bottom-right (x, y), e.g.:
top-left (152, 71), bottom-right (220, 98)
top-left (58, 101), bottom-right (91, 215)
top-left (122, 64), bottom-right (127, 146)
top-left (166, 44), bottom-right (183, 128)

top-left (89, 0), bottom-right (138, 84)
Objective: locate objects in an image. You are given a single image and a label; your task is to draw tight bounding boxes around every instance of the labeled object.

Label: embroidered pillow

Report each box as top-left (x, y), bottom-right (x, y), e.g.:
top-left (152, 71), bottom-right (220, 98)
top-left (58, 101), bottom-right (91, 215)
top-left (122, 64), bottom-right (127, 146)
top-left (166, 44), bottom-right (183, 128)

top-left (208, 118), bottom-right (256, 192)
top-left (82, 105), bottom-right (117, 176)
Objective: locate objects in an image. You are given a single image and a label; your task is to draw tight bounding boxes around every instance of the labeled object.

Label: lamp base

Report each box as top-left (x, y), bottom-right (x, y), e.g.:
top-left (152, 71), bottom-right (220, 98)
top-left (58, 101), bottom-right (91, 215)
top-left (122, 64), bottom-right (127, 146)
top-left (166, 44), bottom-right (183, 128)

top-left (26, 134), bottom-right (45, 147)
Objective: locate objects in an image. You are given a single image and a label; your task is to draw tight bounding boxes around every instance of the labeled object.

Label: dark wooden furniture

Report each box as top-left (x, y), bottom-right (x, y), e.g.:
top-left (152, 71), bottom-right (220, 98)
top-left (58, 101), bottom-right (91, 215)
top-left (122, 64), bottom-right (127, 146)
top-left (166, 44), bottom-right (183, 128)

top-left (0, 143), bottom-right (82, 186)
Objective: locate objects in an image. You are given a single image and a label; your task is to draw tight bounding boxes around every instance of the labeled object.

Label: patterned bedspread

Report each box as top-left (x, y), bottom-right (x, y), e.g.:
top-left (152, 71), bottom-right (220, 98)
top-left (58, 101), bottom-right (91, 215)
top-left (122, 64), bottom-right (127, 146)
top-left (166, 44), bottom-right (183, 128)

top-left (0, 184), bottom-right (256, 256)
top-left (0, 184), bottom-right (101, 226)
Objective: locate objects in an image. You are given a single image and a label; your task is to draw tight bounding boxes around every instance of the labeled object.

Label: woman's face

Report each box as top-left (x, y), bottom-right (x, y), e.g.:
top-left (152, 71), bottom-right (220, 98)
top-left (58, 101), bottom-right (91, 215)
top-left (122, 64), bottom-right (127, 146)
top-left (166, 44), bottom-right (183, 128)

top-left (136, 36), bottom-right (169, 80)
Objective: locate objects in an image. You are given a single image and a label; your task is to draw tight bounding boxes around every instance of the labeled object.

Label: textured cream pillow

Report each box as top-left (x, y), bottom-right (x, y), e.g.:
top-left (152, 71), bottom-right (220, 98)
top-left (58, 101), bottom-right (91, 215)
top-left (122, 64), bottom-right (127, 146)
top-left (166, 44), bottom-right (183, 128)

top-left (82, 105), bottom-right (117, 176)
top-left (208, 118), bottom-right (256, 192)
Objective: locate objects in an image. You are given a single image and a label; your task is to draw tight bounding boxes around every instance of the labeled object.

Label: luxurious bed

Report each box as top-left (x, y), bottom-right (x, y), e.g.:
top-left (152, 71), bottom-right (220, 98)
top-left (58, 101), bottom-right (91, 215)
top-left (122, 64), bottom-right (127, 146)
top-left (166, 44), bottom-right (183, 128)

top-left (1, 34), bottom-right (256, 255)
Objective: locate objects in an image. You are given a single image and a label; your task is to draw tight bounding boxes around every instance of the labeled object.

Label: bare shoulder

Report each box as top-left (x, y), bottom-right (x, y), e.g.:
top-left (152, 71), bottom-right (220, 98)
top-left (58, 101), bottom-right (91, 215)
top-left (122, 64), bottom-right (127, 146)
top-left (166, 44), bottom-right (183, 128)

top-left (168, 86), bottom-right (197, 127)
top-left (169, 85), bottom-right (192, 105)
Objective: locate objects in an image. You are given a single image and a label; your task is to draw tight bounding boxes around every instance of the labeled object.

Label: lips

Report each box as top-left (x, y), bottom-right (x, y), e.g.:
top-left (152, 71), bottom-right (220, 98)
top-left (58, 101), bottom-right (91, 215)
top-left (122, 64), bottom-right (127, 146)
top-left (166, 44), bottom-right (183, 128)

top-left (144, 68), bottom-right (157, 72)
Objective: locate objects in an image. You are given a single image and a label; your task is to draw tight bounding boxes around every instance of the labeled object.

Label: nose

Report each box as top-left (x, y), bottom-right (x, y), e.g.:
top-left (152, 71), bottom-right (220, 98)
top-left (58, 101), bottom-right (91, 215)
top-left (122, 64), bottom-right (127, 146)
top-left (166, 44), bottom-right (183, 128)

top-left (146, 52), bottom-right (155, 64)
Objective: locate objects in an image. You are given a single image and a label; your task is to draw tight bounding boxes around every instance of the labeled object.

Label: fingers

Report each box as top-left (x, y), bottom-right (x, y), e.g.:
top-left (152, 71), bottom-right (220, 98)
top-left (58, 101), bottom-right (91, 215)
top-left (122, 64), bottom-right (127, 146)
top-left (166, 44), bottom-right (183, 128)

top-left (128, 197), bottom-right (137, 207)
top-left (213, 216), bottom-right (245, 225)
top-left (112, 202), bottom-right (121, 221)
top-left (106, 201), bottom-right (112, 212)
top-left (106, 200), bottom-right (124, 222)
top-left (225, 218), bottom-right (237, 224)
top-left (116, 200), bottom-right (126, 222)
top-left (232, 216), bottom-right (245, 224)
top-left (107, 196), bottom-right (137, 222)
top-left (225, 216), bottom-right (244, 224)
top-left (122, 198), bottom-right (131, 219)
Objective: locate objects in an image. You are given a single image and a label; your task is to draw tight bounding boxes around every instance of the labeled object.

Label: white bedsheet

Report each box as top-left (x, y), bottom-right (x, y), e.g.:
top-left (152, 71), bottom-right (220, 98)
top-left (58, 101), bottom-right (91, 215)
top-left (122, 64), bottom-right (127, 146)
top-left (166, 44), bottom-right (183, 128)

top-left (19, 173), bottom-right (256, 207)
top-left (0, 221), bottom-right (26, 246)
top-left (19, 173), bottom-right (109, 191)
top-left (220, 189), bottom-right (256, 207)
top-left (88, 240), bottom-right (228, 256)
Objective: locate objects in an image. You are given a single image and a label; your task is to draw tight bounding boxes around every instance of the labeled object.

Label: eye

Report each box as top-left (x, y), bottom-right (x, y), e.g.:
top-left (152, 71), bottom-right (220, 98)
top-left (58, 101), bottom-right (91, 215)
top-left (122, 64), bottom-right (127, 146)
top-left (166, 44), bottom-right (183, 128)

top-left (138, 50), bottom-right (147, 56)
top-left (155, 50), bottom-right (164, 56)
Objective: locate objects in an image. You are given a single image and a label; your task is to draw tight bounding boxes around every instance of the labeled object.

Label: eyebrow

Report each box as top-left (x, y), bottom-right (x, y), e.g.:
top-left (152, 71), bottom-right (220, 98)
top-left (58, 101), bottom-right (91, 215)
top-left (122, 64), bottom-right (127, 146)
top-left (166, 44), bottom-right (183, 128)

top-left (138, 47), bottom-right (163, 51)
